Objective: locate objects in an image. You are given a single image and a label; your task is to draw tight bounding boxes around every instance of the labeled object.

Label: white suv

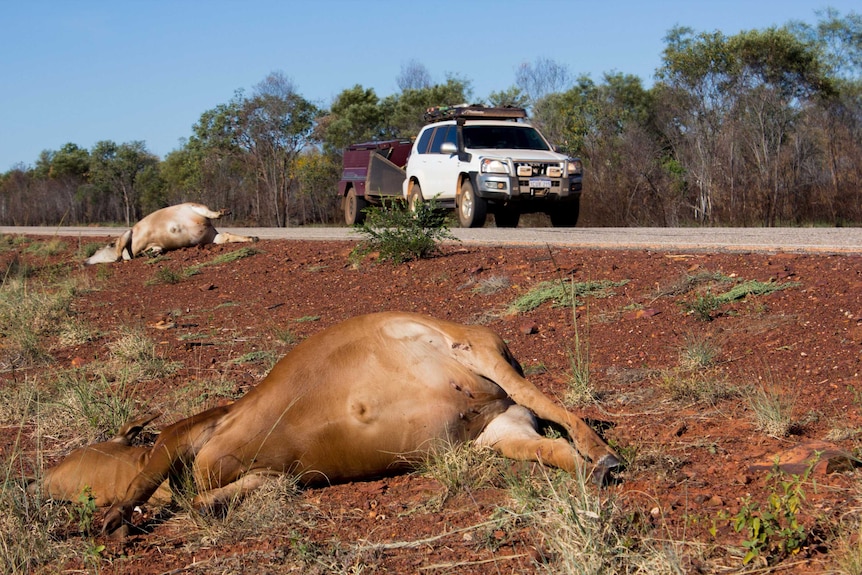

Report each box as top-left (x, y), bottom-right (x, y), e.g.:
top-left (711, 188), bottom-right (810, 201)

top-left (403, 106), bottom-right (583, 227)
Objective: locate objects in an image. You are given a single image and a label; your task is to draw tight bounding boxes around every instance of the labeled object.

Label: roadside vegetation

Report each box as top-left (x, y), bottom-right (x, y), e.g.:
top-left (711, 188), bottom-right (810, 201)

top-left (351, 198), bottom-right (457, 264)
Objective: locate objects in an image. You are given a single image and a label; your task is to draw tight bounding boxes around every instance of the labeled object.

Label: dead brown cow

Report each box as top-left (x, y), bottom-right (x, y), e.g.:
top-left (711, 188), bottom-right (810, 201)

top-left (35, 312), bottom-right (620, 537)
top-left (84, 203), bottom-right (258, 265)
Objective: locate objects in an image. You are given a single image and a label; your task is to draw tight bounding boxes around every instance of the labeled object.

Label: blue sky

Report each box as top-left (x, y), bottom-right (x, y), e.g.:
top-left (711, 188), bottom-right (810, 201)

top-left (1, 0), bottom-right (856, 171)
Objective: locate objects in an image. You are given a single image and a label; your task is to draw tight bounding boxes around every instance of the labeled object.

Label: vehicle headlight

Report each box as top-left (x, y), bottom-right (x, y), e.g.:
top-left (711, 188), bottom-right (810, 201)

top-left (566, 159), bottom-right (583, 176)
top-left (481, 158), bottom-right (510, 174)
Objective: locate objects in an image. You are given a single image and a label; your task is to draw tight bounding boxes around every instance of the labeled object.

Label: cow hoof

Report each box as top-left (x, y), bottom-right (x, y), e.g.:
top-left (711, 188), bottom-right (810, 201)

top-left (591, 454), bottom-right (620, 486)
top-left (102, 506), bottom-right (131, 538)
top-left (109, 523), bottom-right (130, 540)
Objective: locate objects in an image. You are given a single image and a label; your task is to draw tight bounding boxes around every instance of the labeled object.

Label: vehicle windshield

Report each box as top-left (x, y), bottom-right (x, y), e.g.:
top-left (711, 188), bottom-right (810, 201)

top-left (463, 125), bottom-right (551, 151)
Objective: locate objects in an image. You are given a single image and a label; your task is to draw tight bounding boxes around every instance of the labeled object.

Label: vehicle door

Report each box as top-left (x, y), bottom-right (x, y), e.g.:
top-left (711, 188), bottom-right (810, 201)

top-left (425, 124), bottom-right (460, 200)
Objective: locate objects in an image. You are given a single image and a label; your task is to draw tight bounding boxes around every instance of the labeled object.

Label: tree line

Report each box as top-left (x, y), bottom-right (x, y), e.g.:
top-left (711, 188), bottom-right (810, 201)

top-left (1, 9), bottom-right (860, 228)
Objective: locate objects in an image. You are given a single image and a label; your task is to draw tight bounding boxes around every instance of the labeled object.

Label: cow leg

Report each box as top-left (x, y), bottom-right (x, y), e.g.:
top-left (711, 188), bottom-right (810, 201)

top-left (102, 405), bottom-right (229, 537)
top-left (188, 204), bottom-right (225, 219)
top-left (191, 472), bottom-right (271, 512)
top-left (448, 329), bottom-right (620, 479)
top-left (116, 229), bottom-right (134, 260)
top-left (476, 405), bottom-right (581, 472)
top-left (212, 231), bottom-right (259, 244)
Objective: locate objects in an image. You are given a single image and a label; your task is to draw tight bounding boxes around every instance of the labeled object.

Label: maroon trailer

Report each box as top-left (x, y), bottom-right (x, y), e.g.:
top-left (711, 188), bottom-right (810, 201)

top-left (338, 139), bottom-right (413, 225)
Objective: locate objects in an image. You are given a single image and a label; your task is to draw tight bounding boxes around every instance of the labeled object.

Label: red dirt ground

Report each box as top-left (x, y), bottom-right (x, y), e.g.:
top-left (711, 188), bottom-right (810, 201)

top-left (4, 235), bottom-right (862, 573)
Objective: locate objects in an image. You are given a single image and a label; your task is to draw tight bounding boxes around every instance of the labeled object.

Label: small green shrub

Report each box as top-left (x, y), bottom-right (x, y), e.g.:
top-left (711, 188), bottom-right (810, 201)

top-left (351, 198), bottom-right (457, 264)
top-left (723, 462), bottom-right (810, 565)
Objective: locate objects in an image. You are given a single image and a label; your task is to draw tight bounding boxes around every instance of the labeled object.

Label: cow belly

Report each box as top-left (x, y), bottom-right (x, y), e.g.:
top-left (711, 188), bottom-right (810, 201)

top-left (289, 375), bottom-right (512, 483)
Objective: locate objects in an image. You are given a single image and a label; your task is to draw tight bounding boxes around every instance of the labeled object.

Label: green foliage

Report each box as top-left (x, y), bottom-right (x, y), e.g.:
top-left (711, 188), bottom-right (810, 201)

top-left (74, 488), bottom-right (98, 535)
top-left (351, 198), bottom-right (457, 264)
top-left (682, 279), bottom-right (800, 321)
top-left (726, 462), bottom-right (810, 565)
top-left (321, 84), bottom-right (385, 153)
top-left (88, 139), bottom-right (161, 226)
top-left (507, 278), bottom-right (628, 314)
top-left (486, 86), bottom-right (530, 108)
top-left (683, 291), bottom-right (722, 321)
top-left (57, 370), bottom-right (138, 434)
top-left (146, 247), bottom-right (258, 285)
top-left (148, 266), bottom-right (186, 285)
top-left (380, 77), bottom-right (472, 138)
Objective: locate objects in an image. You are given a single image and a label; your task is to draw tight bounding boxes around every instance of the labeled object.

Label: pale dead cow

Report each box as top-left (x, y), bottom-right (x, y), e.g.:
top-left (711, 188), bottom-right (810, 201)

top-left (34, 312), bottom-right (620, 537)
top-left (84, 203), bottom-right (258, 265)
top-left (29, 413), bottom-right (172, 507)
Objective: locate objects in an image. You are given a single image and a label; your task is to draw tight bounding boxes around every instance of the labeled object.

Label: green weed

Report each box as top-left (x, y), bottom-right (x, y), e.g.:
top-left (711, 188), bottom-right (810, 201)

top-left (682, 279), bottom-right (800, 321)
top-left (507, 278), bottom-right (627, 314)
top-left (721, 461), bottom-right (811, 565)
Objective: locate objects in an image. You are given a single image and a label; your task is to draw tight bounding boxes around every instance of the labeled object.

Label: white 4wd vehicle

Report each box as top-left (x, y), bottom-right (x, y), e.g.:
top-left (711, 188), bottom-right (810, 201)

top-left (403, 106), bottom-right (583, 227)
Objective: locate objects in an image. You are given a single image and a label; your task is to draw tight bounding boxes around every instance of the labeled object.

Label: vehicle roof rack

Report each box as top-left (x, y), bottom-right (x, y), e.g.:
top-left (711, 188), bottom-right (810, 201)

top-left (423, 105), bottom-right (527, 123)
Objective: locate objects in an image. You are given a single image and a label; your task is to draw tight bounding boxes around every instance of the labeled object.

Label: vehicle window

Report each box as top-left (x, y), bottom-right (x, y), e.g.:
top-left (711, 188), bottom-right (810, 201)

top-left (428, 125), bottom-right (456, 154)
top-left (443, 125), bottom-right (457, 147)
top-left (463, 126), bottom-right (550, 151)
top-left (415, 128), bottom-right (434, 154)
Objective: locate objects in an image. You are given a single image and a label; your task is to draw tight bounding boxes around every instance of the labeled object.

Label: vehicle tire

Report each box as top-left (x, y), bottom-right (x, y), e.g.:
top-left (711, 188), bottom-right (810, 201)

top-left (457, 179), bottom-right (487, 228)
top-left (344, 187), bottom-right (368, 226)
top-left (494, 206), bottom-right (520, 228)
top-left (407, 183), bottom-right (424, 214)
top-left (549, 197), bottom-right (581, 227)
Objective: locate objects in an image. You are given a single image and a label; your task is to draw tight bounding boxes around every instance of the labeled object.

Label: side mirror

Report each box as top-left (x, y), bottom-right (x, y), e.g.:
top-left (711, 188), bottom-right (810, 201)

top-left (440, 142), bottom-right (458, 155)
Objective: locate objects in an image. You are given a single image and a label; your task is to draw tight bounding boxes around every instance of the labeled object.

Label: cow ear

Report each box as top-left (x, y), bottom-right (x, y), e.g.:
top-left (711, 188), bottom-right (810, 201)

top-left (112, 412), bottom-right (162, 444)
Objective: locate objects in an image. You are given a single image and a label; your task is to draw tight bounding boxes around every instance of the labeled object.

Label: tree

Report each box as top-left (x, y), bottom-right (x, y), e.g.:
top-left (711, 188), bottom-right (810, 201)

top-left (88, 140), bottom-right (160, 225)
top-left (32, 143), bottom-right (91, 223)
top-left (237, 72), bottom-right (320, 227)
top-left (487, 86), bottom-right (530, 109)
top-left (515, 57), bottom-right (572, 107)
top-left (294, 150), bottom-right (340, 224)
top-left (320, 85), bottom-right (385, 154)
top-left (397, 59), bottom-right (432, 92)
top-left (381, 76), bottom-right (472, 137)
top-left (185, 96), bottom-right (255, 218)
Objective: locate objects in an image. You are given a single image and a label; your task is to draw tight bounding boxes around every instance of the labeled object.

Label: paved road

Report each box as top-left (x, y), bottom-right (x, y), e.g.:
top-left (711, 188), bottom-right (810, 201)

top-left (2, 225), bottom-right (861, 254)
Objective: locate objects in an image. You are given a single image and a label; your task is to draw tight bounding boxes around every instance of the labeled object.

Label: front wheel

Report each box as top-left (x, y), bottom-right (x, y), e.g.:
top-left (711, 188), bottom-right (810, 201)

top-left (407, 182), bottom-right (424, 214)
top-left (344, 187), bottom-right (368, 226)
top-left (549, 197), bottom-right (581, 227)
top-left (457, 180), bottom-right (487, 228)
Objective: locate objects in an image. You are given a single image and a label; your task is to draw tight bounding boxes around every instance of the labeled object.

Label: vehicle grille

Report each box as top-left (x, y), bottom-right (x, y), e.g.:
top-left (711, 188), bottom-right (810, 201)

top-left (514, 161), bottom-right (559, 176)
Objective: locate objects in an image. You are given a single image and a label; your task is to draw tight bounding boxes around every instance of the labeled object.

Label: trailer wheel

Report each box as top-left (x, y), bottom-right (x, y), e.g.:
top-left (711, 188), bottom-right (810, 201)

top-left (457, 180), bottom-right (487, 228)
top-left (344, 187), bottom-right (368, 226)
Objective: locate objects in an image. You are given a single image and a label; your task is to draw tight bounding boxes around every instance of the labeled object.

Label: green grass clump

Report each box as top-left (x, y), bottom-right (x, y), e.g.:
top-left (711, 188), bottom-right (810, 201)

top-left (507, 279), bottom-right (628, 314)
top-left (146, 247), bottom-right (259, 285)
top-left (682, 279), bottom-right (800, 321)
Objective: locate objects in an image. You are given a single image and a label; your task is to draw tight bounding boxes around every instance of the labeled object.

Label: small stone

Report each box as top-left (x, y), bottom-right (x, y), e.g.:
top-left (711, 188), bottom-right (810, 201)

top-left (519, 321), bottom-right (538, 335)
